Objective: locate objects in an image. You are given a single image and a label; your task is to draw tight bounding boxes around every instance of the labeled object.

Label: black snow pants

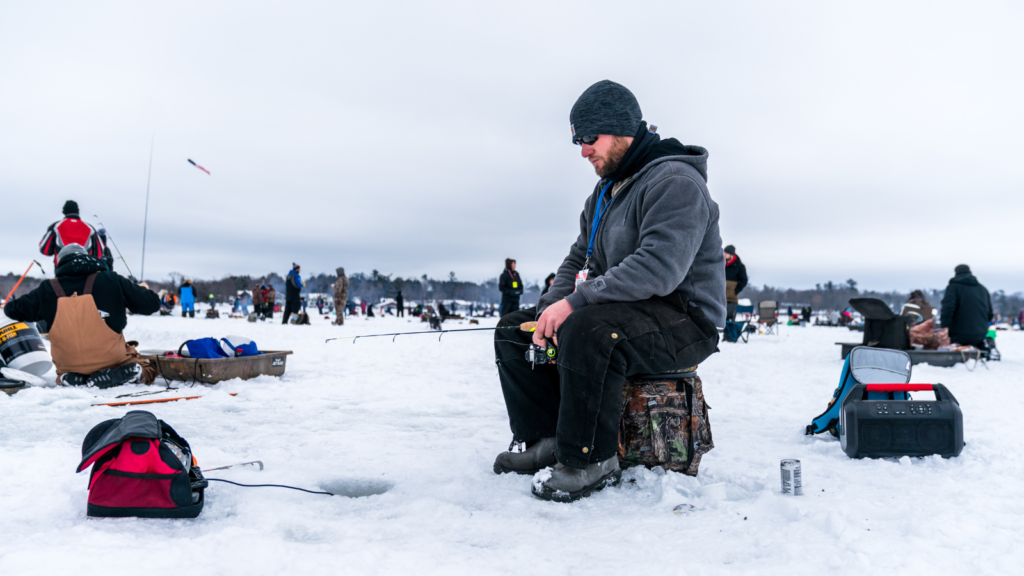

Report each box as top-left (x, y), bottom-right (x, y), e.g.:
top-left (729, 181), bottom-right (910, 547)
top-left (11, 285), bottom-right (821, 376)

top-left (282, 299), bottom-right (301, 324)
top-left (726, 301), bottom-right (737, 322)
top-left (499, 298), bottom-right (520, 318)
top-left (494, 293), bottom-right (719, 469)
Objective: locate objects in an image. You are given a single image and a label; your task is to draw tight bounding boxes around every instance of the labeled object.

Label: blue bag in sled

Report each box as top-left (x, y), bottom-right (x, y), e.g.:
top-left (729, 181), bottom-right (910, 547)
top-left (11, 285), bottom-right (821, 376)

top-left (179, 338), bottom-right (227, 359)
top-left (219, 336), bottom-right (258, 358)
top-left (178, 336), bottom-right (259, 359)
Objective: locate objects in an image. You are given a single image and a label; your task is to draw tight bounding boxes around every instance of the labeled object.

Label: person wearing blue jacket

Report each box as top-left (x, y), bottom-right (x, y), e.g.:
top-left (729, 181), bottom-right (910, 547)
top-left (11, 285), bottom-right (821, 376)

top-left (179, 279), bottom-right (196, 318)
top-left (283, 263), bottom-right (304, 324)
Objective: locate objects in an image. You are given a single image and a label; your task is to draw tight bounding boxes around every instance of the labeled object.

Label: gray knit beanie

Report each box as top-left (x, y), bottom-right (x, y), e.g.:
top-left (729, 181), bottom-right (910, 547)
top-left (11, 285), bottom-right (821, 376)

top-left (57, 243), bottom-right (87, 263)
top-left (569, 80), bottom-right (643, 143)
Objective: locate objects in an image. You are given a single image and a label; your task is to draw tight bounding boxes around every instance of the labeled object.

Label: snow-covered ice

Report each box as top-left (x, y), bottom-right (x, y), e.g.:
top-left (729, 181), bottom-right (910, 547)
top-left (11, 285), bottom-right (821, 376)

top-left (1, 312), bottom-right (1022, 575)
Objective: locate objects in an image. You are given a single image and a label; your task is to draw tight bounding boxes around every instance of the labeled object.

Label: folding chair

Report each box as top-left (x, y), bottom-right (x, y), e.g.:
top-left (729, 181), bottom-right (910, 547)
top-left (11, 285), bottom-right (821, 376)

top-left (726, 304), bottom-right (755, 343)
top-left (757, 300), bottom-right (779, 335)
top-left (723, 319), bottom-right (750, 343)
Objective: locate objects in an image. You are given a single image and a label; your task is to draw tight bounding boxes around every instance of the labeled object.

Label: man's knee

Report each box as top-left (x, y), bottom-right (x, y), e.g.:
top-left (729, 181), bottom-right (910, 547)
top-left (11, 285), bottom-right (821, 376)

top-left (497, 307), bottom-right (533, 329)
top-left (556, 303), bottom-right (633, 348)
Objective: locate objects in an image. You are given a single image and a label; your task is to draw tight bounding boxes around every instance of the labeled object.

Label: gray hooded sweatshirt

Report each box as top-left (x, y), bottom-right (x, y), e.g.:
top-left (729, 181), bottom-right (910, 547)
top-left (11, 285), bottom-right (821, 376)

top-left (537, 145), bottom-right (726, 327)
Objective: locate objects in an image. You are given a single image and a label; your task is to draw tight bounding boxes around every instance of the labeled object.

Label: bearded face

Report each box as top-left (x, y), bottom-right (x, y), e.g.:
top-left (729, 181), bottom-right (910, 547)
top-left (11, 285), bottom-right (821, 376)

top-left (591, 136), bottom-right (631, 178)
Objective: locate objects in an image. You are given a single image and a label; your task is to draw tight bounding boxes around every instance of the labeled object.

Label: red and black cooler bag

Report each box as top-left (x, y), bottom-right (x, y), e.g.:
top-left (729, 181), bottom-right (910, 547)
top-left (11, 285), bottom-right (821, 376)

top-left (76, 410), bottom-right (207, 518)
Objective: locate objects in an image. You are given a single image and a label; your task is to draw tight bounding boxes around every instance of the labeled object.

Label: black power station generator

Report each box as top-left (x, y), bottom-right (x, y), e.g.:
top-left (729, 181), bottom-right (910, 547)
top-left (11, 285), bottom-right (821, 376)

top-left (840, 383), bottom-right (964, 458)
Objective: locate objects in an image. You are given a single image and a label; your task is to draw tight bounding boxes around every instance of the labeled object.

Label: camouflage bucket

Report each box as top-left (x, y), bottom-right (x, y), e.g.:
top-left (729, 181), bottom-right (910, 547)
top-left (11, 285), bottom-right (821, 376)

top-left (618, 371), bottom-right (713, 476)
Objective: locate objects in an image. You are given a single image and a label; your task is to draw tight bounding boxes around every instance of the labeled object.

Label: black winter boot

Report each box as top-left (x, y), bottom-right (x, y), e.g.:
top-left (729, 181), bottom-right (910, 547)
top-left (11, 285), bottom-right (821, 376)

top-left (493, 437), bottom-right (557, 475)
top-left (60, 372), bottom-right (88, 386)
top-left (87, 364), bottom-right (143, 389)
top-left (531, 455), bottom-right (621, 503)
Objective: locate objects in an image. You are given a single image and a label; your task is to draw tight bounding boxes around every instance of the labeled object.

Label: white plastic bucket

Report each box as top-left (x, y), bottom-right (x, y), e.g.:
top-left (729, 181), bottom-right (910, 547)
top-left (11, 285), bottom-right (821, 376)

top-left (0, 317), bottom-right (53, 377)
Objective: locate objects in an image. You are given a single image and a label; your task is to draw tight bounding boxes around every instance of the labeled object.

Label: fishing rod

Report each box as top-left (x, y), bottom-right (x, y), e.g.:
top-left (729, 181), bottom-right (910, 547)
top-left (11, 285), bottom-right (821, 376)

top-left (324, 321), bottom-right (537, 344)
top-left (91, 393), bottom-right (238, 407)
top-left (3, 260), bottom-right (45, 303)
top-left (326, 321), bottom-right (557, 368)
top-left (92, 215), bottom-right (137, 281)
top-left (203, 460), bottom-right (264, 472)
top-left (198, 461), bottom-right (333, 496)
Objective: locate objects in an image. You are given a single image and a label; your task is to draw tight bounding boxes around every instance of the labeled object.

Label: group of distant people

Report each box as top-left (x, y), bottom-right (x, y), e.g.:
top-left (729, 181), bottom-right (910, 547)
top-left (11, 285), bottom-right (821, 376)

top-left (718, 244), bottom-right (994, 349)
top-left (250, 283), bottom-right (277, 319)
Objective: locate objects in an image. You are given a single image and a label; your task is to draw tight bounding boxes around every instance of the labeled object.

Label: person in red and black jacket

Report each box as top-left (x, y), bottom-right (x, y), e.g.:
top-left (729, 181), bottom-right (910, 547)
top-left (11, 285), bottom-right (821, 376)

top-left (39, 200), bottom-right (106, 267)
top-left (724, 245), bottom-right (748, 321)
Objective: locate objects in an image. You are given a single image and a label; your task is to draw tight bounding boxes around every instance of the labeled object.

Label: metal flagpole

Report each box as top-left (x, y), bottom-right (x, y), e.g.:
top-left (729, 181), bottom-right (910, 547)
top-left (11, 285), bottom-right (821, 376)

top-left (141, 132), bottom-right (154, 282)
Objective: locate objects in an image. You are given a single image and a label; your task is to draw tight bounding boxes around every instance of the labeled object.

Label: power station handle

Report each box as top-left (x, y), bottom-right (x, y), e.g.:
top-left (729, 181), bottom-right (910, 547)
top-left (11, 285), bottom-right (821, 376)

top-left (931, 383), bottom-right (957, 405)
top-left (865, 384), bottom-right (933, 392)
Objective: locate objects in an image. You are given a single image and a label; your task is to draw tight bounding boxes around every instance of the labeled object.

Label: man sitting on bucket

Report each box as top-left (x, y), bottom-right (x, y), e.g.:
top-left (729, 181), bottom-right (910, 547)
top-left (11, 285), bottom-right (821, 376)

top-left (493, 80), bottom-right (725, 501)
top-left (3, 244), bottom-right (160, 388)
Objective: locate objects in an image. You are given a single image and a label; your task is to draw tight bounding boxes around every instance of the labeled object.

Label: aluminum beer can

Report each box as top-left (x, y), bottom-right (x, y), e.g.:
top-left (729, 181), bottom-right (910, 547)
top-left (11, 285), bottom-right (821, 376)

top-left (780, 459), bottom-right (802, 495)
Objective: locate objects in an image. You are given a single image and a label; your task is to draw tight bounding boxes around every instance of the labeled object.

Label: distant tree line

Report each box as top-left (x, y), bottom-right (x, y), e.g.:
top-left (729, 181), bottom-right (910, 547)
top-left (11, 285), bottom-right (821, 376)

top-left (743, 278), bottom-right (934, 313)
top-left (136, 270), bottom-right (542, 307)
top-left (337, 270), bottom-right (542, 306)
top-left (3, 271), bottom-right (1023, 319)
top-left (742, 278), bottom-right (1024, 319)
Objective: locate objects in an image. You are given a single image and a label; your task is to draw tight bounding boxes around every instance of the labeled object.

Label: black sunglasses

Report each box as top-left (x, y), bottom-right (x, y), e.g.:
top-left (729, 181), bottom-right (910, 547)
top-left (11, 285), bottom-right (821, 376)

top-left (573, 134), bottom-right (599, 146)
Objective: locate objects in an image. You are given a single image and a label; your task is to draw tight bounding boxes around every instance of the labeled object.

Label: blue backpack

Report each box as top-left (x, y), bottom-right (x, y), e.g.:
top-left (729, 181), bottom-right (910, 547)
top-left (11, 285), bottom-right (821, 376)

top-left (178, 337), bottom-right (259, 359)
top-left (806, 347), bottom-right (911, 437)
top-left (220, 336), bottom-right (258, 357)
top-left (179, 338), bottom-right (228, 359)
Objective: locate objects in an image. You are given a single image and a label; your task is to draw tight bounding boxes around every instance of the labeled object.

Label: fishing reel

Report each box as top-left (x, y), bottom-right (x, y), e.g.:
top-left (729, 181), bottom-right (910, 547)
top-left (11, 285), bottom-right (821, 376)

top-left (525, 343), bottom-right (557, 367)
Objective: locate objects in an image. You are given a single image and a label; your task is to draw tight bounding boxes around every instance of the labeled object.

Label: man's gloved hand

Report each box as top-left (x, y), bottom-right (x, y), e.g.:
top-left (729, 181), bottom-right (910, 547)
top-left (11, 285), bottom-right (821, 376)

top-left (534, 299), bottom-right (573, 347)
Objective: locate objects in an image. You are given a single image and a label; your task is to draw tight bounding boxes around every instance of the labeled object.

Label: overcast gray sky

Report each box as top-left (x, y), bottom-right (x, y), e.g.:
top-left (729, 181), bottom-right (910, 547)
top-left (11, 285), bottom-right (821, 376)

top-left (2, 1), bottom-right (1022, 292)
